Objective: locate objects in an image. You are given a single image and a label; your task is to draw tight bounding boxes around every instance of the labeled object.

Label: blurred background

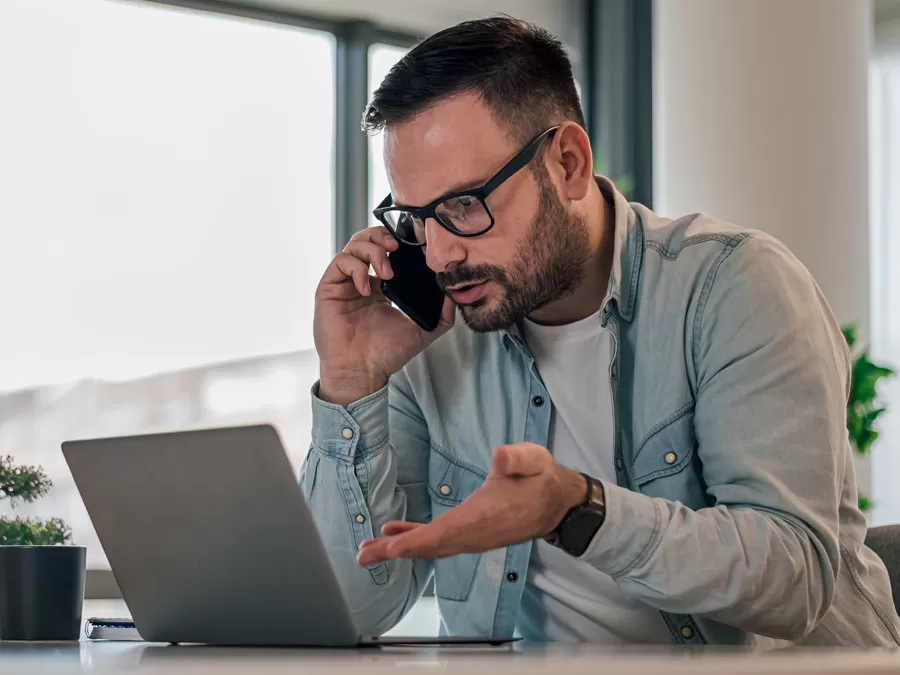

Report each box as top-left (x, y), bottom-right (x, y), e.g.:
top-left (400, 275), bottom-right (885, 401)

top-left (0, 0), bottom-right (898, 595)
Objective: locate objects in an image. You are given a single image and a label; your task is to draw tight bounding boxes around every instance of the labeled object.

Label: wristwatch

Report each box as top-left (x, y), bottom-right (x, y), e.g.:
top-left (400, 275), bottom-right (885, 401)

top-left (549, 473), bottom-right (606, 557)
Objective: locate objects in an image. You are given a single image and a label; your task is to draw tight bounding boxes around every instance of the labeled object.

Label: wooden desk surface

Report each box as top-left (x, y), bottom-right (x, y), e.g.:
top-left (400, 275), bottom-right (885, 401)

top-left (1, 599), bottom-right (899, 673)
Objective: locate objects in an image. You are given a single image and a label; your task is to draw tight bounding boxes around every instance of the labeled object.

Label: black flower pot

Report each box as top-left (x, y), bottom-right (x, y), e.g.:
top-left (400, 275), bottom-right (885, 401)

top-left (0, 545), bottom-right (86, 641)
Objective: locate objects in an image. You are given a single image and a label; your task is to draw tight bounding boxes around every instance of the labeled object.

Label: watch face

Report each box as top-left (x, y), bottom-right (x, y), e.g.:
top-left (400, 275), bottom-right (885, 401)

top-left (560, 505), bottom-right (605, 557)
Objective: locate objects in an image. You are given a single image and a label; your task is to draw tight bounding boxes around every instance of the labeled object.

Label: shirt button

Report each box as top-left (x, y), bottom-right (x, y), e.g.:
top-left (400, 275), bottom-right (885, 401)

top-left (680, 626), bottom-right (694, 639)
top-left (506, 571), bottom-right (519, 583)
top-left (341, 428), bottom-right (354, 440)
top-left (664, 451), bottom-right (677, 465)
top-left (532, 395), bottom-right (545, 407)
top-left (439, 484), bottom-right (452, 496)
top-left (355, 514), bottom-right (366, 524)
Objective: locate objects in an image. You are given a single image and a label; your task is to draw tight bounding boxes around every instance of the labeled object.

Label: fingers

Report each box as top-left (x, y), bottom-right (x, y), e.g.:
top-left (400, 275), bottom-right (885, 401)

top-left (345, 227), bottom-right (399, 279)
top-left (356, 521), bottom-right (423, 566)
top-left (348, 226), bottom-right (398, 251)
top-left (319, 227), bottom-right (399, 296)
top-left (344, 240), bottom-right (395, 281)
top-left (357, 523), bottom-right (445, 566)
top-left (381, 521), bottom-right (422, 536)
top-left (492, 443), bottom-right (553, 477)
top-left (321, 252), bottom-right (372, 296)
top-left (357, 539), bottom-right (389, 566)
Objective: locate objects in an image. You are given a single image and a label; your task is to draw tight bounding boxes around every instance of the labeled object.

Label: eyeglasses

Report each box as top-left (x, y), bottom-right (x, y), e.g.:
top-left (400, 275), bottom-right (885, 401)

top-left (373, 126), bottom-right (559, 246)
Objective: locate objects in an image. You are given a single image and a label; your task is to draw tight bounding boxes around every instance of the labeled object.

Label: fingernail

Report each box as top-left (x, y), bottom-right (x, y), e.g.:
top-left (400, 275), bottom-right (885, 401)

top-left (382, 261), bottom-right (393, 278)
top-left (364, 278), bottom-right (371, 295)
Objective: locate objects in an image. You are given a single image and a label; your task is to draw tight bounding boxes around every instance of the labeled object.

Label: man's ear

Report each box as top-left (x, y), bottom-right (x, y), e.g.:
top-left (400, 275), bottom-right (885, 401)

top-left (548, 122), bottom-right (594, 202)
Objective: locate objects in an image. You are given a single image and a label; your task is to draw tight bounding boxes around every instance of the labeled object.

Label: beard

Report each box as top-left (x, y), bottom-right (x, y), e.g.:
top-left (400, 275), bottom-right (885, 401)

top-left (435, 165), bottom-right (591, 333)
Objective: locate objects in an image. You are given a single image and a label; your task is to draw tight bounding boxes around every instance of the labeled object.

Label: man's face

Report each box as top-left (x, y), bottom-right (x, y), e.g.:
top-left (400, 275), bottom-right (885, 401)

top-left (384, 94), bottom-right (589, 332)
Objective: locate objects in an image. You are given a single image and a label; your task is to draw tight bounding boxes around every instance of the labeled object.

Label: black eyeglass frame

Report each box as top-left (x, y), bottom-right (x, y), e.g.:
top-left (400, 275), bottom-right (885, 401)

top-left (373, 125), bottom-right (560, 246)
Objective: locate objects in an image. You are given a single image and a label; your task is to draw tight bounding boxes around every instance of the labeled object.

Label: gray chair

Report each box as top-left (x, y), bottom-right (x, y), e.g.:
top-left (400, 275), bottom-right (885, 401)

top-left (865, 525), bottom-right (900, 612)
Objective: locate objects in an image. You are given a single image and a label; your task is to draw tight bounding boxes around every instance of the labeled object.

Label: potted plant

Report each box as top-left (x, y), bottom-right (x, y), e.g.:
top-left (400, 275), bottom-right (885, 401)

top-left (843, 324), bottom-right (896, 512)
top-left (0, 456), bottom-right (86, 641)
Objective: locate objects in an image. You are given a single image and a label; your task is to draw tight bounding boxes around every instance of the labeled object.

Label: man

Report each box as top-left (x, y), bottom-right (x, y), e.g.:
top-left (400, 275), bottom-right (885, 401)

top-left (301, 16), bottom-right (900, 647)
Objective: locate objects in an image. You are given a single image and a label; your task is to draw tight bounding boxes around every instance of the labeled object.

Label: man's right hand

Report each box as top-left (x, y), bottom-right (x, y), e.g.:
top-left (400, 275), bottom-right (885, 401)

top-left (313, 226), bottom-right (456, 407)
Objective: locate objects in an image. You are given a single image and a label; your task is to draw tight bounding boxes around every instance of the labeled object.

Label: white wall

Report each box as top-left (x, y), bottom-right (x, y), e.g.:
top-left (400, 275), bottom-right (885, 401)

top-left (653, 0), bottom-right (873, 493)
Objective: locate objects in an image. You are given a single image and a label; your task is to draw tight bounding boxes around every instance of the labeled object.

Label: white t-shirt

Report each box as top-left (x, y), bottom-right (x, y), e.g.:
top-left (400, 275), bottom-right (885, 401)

top-left (516, 309), bottom-right (672, 643)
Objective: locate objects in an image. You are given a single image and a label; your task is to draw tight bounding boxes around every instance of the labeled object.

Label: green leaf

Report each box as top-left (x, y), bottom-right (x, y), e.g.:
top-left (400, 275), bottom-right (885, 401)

top-left (0, 516), bottom-right (71, 545)
top-left (856, 429), bottom-right (879, 456)
top-left (843, 324), bottom-right (858, 349)
top-left (843, 326), bottom-right (896, 455)
top-left (865, 407), bottom-right (887, 425)
top-left (0, 455), bottom-right (53, 504)
top-left (859, 494), bottom-right (874, 512)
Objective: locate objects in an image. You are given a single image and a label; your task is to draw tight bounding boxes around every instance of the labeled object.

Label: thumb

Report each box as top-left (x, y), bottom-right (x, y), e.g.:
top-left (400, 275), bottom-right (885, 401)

top-left (492, 443), bottom-right (553, 477)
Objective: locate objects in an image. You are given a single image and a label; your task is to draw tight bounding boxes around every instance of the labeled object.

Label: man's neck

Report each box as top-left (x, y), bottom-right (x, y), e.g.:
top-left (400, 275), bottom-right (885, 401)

top-left (526, 184), bottom-right (616, 327)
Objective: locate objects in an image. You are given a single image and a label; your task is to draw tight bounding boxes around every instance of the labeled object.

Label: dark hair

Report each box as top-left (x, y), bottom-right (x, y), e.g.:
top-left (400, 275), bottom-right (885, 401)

top-left (362, 16), bottom-right (585, 143)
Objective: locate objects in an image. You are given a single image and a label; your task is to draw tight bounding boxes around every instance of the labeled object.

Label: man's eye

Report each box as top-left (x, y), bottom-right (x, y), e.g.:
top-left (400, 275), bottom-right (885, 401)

top-left (445, 195), bottom-right (480, 211)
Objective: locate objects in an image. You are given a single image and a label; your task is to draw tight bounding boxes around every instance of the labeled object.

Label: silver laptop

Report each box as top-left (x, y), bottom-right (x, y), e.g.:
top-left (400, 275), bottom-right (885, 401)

top-left (62, 424), bottom-right (515, 647)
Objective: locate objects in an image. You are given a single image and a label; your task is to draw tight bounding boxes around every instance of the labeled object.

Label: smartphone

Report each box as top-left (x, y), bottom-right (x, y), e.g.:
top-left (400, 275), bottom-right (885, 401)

top-left (380, 243), bottom-right (445, 331)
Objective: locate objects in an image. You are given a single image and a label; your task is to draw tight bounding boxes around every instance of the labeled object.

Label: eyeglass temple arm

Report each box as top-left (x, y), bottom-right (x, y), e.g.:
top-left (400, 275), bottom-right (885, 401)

top-left (480, 126), bottom-right (560, 195)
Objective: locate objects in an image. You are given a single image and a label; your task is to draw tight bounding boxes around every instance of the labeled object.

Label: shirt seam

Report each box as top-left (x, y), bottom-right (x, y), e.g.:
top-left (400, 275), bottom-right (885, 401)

top-left (839, 544), bottom-right (900, 645)
top-left (644, 233), bottom-right (746, 261)
top-left (691, 234), bottom-right (750, 369)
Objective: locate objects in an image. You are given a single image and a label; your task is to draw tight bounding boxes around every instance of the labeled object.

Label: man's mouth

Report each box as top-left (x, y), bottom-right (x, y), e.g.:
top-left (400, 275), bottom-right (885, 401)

top-left (447, 281), bottom-right (488, 304)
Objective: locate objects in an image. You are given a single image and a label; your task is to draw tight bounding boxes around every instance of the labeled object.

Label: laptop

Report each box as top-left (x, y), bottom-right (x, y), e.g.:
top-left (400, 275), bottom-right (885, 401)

top-left (62, 424), bottom-right (515, 647)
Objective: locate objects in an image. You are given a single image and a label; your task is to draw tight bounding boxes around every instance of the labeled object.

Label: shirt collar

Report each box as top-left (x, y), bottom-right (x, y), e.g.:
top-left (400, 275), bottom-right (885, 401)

top-left (501, 175), bottom-right (643, 348)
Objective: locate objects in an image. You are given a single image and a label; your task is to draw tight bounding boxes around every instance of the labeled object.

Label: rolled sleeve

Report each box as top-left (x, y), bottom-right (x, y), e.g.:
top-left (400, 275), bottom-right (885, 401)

top-left (310, 382), bottom-right (389, 461)
top-left (579, 480), bottom-right (665, 577)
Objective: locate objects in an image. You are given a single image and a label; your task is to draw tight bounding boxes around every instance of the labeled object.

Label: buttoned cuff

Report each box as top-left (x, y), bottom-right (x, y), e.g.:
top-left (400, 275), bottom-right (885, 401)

top-left (310, 381), bottom-right (390, 462)
top-left (579, 480), bottom-right (665, 578)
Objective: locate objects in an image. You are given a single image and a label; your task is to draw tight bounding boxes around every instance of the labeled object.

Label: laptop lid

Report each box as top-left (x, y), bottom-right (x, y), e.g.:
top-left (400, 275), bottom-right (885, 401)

top-left (63, 424), bottom-right (360, 647)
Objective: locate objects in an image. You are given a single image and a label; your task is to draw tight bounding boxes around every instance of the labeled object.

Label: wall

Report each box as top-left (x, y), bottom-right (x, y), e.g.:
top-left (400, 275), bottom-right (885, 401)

top-left (653, 0), bottom-right (873, 494)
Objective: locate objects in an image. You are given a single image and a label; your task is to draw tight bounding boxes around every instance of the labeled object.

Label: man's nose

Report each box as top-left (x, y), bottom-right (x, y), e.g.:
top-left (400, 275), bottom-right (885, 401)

top-left (423, 217), bottom-right (465, 273)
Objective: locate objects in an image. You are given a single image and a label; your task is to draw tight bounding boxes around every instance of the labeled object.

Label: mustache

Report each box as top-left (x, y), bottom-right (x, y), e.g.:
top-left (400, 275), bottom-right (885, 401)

top-left (436, 264), bottom-right (508, 291)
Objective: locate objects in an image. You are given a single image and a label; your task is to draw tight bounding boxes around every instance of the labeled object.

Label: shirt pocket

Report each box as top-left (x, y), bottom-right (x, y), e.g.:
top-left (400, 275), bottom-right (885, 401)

top-left (427, 443), bottom-right (487, 602)
top-left (632, 404), bottom-right (709, 510)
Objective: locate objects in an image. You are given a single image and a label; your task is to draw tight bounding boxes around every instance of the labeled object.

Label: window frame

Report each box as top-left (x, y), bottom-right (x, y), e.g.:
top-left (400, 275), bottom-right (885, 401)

top-left (141, 0), bottom-right (419, 250)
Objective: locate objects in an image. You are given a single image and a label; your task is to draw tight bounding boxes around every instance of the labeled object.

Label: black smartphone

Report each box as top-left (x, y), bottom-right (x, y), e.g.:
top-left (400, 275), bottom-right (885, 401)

top-left (380, 243), bottom-right (445, 331)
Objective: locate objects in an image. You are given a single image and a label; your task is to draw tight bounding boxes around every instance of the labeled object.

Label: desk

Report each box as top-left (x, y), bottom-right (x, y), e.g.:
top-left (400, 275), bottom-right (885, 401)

top-left (1, 600), bottom-right (899, 674)
top-left (3, 641), bottom-right (900, 674)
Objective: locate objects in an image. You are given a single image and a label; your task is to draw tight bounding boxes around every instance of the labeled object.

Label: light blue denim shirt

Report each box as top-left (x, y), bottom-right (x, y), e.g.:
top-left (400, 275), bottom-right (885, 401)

top-left (300, 177), bottom-right (900, 647)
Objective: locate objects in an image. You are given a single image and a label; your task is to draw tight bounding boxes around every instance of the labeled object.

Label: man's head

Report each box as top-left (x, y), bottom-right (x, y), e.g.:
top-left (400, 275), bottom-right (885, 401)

top-left (365, 17), bottom-right (598, 332)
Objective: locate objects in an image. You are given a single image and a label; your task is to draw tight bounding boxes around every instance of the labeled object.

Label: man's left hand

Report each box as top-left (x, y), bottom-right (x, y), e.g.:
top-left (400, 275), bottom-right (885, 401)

top-left (356, 442), bottom-right (587, 566)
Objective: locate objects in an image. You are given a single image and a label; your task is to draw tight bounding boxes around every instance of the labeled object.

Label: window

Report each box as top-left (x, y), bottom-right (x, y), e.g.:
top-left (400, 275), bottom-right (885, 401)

top-left (870, 49), bottom-right (900, 525)
top-left (0, 0), bottom-right (335, 568)
top-left (368, 43), bottom-right (410, 226)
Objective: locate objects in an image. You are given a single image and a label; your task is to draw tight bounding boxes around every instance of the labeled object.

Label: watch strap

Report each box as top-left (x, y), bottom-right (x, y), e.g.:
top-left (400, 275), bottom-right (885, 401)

top-left (551, 474), bottom-right (606, 556)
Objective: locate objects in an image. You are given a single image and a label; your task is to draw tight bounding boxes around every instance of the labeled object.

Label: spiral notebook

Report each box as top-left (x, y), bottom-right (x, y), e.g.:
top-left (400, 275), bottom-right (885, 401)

top-left (84, 617), bottom-right (142, 641)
